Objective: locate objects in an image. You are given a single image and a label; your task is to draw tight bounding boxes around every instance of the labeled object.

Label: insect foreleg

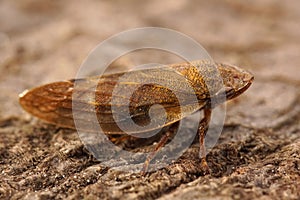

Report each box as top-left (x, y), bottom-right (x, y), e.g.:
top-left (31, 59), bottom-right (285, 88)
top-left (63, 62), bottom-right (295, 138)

top-left (199, 108), bottom-right (212, 174)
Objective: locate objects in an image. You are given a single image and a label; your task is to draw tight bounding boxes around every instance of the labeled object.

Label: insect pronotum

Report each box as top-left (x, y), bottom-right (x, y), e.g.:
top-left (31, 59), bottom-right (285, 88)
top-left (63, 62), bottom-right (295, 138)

top-left (19, 60), bottom-right (254, 174)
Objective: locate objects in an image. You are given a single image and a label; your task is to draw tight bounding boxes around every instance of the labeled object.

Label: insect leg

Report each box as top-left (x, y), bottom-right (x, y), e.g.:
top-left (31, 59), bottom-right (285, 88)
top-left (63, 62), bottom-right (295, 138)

top-left (110, 135), bottom-right (131, 145)
top-left (199, 108), bottom-right (212, 174)
top-left (141, 129), bottom-right (173, 175)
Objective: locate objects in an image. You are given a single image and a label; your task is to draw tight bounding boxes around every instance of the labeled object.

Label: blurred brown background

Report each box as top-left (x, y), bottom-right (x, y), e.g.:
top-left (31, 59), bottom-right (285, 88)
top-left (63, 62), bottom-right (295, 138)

top-left (0, 0), bottom-right (299, 199)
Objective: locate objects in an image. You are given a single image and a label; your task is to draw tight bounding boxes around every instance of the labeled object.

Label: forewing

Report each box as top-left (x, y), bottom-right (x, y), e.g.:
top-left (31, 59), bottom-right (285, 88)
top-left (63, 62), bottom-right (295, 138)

top-left (19, 67), bottom-right (206, 134)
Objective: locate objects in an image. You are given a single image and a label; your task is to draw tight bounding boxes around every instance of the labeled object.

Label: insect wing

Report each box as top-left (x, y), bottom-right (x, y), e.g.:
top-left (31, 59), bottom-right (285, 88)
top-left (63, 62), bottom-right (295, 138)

top-left (20, 67), bottom-right (205, 134)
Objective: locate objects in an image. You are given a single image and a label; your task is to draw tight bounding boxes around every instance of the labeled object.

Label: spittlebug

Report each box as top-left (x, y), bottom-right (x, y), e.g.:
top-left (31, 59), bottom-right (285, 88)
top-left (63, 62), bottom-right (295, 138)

top-left (19, 60), bottom-right (254, 174)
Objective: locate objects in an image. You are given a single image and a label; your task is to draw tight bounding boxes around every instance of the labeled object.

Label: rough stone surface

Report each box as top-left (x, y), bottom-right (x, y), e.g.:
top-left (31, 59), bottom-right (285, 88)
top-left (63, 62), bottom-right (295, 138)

top-left (0, 0), bottom-right (300, 199)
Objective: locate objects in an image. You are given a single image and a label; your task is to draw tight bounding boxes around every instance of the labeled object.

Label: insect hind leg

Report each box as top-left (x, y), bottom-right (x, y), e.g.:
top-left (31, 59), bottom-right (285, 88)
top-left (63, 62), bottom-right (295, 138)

top-left (141, 123), bottom-right (179, 175)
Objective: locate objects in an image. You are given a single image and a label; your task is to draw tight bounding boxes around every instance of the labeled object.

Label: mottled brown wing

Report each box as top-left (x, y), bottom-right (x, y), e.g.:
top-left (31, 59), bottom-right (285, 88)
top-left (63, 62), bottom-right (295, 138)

top-left (19, 67), bottom-right (207, 134)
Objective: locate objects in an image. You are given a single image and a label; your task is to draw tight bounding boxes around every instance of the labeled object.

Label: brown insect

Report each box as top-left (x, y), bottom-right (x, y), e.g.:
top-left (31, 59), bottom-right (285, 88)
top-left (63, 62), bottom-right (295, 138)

top-left (19, 60), bottom-right (253, 174)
